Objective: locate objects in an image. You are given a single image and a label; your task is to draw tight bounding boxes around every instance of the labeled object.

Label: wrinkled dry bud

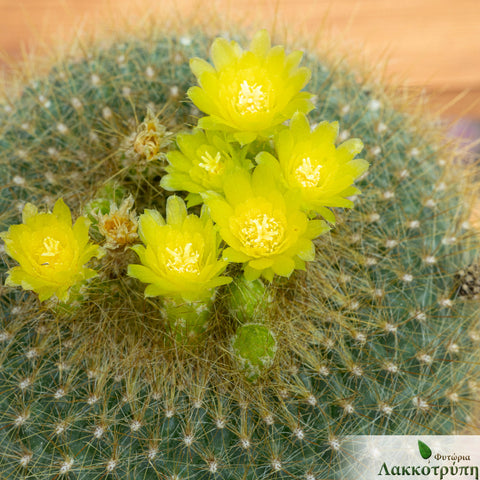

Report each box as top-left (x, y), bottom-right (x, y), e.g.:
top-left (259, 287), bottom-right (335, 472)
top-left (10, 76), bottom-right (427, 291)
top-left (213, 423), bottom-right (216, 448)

top-left (132, 108), bottom-right (173, 165)
top-left (96, 196), bottom-right (139, 251)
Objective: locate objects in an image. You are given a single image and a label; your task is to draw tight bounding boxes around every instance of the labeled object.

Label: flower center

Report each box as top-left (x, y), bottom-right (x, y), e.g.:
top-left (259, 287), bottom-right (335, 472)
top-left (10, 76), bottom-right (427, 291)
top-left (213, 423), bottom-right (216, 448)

top-left (294, 157), bottom-right (323, 188)
top-left (240, 214), bottom-right (284, 255)
top-left (165, 243), bottom-right (201, 274)
top-left (236, 81), bottom-right (269, 115)
top-left (199, 151), bottom-right (225, 175)
top-left (39, 236), bottom-right (62, 266)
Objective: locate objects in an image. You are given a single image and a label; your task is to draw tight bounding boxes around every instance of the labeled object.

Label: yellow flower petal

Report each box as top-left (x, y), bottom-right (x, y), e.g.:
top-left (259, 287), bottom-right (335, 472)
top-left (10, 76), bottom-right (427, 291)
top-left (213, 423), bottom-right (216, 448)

top-left (53, 198), bottom-right (72, 226)
top-left (22, 203), bottom-right (38, 223)
top-left (271, 256), bottom-right (295, 277)
top-left (189, 57), bottom-right (215, 78)
top-left (211, 38), bottom-right (239, 70)
top-left (250, 29), bottom-right (271, 56)
top-left (138, 209), bottom-right (165, 245)
top-left (166, 195), bottom-right (188, 227)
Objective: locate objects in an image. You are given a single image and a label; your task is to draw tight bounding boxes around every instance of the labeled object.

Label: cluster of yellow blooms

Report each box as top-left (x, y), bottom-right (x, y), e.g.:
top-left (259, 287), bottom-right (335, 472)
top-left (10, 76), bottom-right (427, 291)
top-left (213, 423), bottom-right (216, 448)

top-left (1, 30), bottom-right (368, 305)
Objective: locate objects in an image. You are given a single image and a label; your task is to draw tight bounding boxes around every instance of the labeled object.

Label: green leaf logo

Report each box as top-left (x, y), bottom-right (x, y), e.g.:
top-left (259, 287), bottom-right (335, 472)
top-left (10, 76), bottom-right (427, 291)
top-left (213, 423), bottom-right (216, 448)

top-left (418, 440), bottom-right (432, 459)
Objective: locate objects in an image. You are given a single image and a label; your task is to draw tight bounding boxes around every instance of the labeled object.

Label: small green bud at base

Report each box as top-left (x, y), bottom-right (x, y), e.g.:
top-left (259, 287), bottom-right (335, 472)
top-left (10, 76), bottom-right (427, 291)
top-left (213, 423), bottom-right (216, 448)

top-left (163, 296), bottom-right (213, 344)
top-left (226, 277), bottom-right (272, 323)
top-left (230, 323), bottom-right (277, 382)
top-left (84, 183), bottom-right (127, 225)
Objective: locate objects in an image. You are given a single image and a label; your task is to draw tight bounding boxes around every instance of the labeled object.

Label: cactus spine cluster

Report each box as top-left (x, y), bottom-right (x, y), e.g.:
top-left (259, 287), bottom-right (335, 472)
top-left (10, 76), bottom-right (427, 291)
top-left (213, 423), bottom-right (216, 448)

top-left (0, 23), bottom-right (479, 479)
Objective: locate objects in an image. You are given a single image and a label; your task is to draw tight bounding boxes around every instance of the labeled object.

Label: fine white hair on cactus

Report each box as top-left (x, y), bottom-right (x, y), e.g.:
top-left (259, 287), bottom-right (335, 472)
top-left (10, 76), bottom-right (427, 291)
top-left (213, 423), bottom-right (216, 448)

top-left (0, 331), bottom-right (11, 342)
top-left (447, 391), bottom-right (459, 402)
top-left (145, 66), bottom-right (155, 78)
top-left (87, 395), bottom-right (99, 405)
top-left (18, 378), bottom-right (31, 390)
top-left (384, 323), bottom-right (397, 333)
top-left (382, 190), bottom-right (395, 199)
top-left (417, 353), bottom-right (433, 365)
top-left (102, 107), bottom-right (113, 119)
top-left (350, 365), bottom-right (363, 377)
top-left (329, 438), bottom-right (341, 451)
top-left (412, 396), bottom-right (430, 411)
top-left (370, 145), bottom-right (382, 156)
top-left (384, 362), bottom-right (399, 373)
top-left (294, 427), bottom-right (305, 439)
top-left (54, 388), bottom-right (66, 399)
top-left (147, 448), bottom-right (158, 460)
top-left (130, 420), bottom-right (142, 431)
top-left (376, 122), bottom-right (387, 133)
top-left (13, 175), bottom-right (26, 186)
top-left (271, 458), bottom-right (282, 471)
top-left (59, 458), bottom-right (74, 474)
top-left (368, 99), bottom-right (381, 111)
top-left (379, 403), bottom-right (394, 415)
top-left (57, 123), bottom-right (68, 134)
top-left (19, 454), bottom-right (32, 467)
top-left (263, 415), bottom-right (274, 425)
top-left (240, 437), bottom-right (251, 449)
top-left (385, 239), bottom-right (398, 248)
top-left (183, 434), bottom-right (194, 447)
top-left (447, 342), bottom-right (460, 354)
top-left (208, 460), bottom-right (218, 473)
top-left (215, 417), bottom-right (226, 429)
top-left (25, 348), bottom-right (38, 359)
top-left (14, 414), bottom-right (29, 427)
top-left (47, 147), bottom-right (59, 158)
top-left (55, 422), bottom-right (68, 435)
top-left (423, 255), bottom-right (437, 265)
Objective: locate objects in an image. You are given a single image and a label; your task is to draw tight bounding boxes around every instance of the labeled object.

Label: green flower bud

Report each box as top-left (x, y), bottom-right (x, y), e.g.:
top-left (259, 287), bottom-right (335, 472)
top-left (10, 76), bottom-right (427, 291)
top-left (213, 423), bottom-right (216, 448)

top-left (230, 323), bottom-right (277, 381)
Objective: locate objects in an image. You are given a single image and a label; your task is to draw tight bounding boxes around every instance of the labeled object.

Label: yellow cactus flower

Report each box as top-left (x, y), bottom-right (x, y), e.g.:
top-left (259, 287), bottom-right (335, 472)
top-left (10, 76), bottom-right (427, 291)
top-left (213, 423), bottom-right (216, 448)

top-left (204, 164), bottom-right (330, 282)
top-left (0, 199), bottom-right (102, 302)
top-left (188, 30), bottom-right (314, 144)
top-left (161, 129), bottom-right (252, 199)
top-left (257, 112), bottom-right (369, 223)
top-left (127, 196), bottom-right (231, 302)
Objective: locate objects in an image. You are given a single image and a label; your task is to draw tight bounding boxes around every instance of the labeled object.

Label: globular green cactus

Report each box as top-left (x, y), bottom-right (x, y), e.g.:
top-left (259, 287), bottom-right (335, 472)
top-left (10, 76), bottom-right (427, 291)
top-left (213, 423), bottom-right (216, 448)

top-left (0, 23), bottom-right (479, 480)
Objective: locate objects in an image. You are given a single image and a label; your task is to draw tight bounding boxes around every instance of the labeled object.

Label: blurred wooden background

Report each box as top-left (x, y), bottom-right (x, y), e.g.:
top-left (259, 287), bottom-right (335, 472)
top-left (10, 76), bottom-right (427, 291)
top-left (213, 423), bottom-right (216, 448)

top-left (0, 0), bottom-right (479, 120)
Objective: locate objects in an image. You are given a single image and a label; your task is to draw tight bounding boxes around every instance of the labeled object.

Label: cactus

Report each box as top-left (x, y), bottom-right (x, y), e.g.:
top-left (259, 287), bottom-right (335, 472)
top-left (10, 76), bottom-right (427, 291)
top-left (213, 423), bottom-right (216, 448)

top-left (0, 24), bottom-right (479, 480)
